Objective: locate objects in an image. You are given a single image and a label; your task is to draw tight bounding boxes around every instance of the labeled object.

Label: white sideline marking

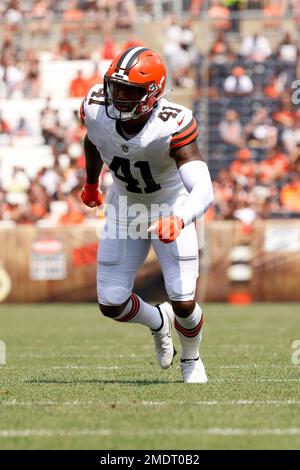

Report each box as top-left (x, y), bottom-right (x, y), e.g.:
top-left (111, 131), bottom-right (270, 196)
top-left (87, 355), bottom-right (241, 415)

top-left (0, 429), bottom-right (111, 438)
top-left (141, 400), bottom-right (300, 406)
top-left (1, 428), bottom-right (300, 438)
top-left (51, 365), bottom-right (145, 370)
top-left (216, 365), bottom-right (294, 369)
top-left (18, 353), bottom-right (147, 359)
top-left (1, 399), bottom-right (300, 407)
top-left (207, 428), bottom-right (300, 436)
top-left (212, 378), bottom-right (300, 383)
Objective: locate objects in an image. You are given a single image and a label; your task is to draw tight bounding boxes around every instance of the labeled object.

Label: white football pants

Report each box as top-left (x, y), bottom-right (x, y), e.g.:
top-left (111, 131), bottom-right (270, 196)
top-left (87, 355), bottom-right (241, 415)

top-left (97, 222), bottom-right (199, 305)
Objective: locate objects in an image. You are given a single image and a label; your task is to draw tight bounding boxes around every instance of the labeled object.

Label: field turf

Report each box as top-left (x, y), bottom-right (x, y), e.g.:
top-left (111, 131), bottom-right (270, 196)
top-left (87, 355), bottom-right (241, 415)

top-left (0, 303), bottom-right (300, 450)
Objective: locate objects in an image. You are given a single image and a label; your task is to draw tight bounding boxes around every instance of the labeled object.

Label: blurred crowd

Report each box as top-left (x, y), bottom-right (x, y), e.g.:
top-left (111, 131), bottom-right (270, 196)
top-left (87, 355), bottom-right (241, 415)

top-left (196, 27), bottom-right (300, 223)
top-left (0, 0), bottom-right (300, 224)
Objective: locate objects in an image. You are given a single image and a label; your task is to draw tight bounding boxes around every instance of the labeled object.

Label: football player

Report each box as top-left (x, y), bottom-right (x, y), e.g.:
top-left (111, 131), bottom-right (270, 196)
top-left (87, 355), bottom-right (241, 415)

top-left (80, 46), bottom-right (213, 383)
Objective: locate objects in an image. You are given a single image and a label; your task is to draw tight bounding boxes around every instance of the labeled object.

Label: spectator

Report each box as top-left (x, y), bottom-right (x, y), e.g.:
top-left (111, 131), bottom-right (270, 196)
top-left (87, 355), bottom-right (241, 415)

top-left (13, 117), bottom-right (33, 137)
top-left (226, 0), bottom-right (241, 33)
top-left (73, 34), bottom-right (91, 60)
top-left (209, 31), bottom-right (235, 64)
top-left (273, 93), bottom-right (296, 128)
top-left (55, 30), bottom-right (75, 60)
top-left (27, 181), bottom-right (50, 221)
top-left (62, 0), bottom-right (84, 33)
top-left (276, 32), bottom-right (298, 62)
top-left (37, 167), bottom-right (60, 197)
top-left (167, 41), bottom-right (196, 88)
top-left (245, 107), bottom-right (278, 149)
top-left (4, 166), bottom-right (30, 194)
top-left (223, 66), bottom-right (254, 96)
top-left (22, 57), bottom-right (41, 98)
top-left (208, 0), bottom-right (231, 32)
top-left (230, 148), bottom-right (257, 185)
top-left (280, 177), bottom-right (300, 212)
top-left (27, 0), bottom-right (52, 37)
top-left (40, 97), bottom-right (65, 147)
top-left (164, 17), bottom-right (196, 88)
top-left (239, 33), bottom-right (272, 62)
top-left (115, 0), bottom-right (136, 29)
top-left (4, 0), bottom-right (23, 35)
top-left (0, 54), bottom-right (24, 98)
top-left (282, 120), bottom-right (300, 153)
top-left (58, 186), bottom-right (85, 225)
top-left (100, 33), bottom-right (119, 60)
top-left (264, 71), bottom-right (289, 99)
top-left (258, 147), bottom-right (289, 184)
top-left (0, 113), bottom-right (12, 145)
top-left (263, 0), bottom-right (285, 30)
top-left (69, 70), bottom-right (89, 97)
top-left (219, 109), bottom-right (245, 148)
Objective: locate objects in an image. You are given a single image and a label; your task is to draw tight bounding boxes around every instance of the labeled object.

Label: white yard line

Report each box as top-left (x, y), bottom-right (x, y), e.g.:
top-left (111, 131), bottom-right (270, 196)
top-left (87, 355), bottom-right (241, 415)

top-left (1, 399), bottom-right (300, 407)
top-left (1, 428), bottom-right (300, 438)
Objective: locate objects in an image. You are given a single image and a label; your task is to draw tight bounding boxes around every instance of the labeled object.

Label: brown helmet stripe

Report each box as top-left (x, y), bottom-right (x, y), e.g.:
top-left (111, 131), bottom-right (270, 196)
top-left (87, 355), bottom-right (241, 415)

top-left (125, 47), bottom-right (150, 70)
top-left (116, 47), bottom-right (137, 68)
top-left (116, 47), bottom-right (150, 71)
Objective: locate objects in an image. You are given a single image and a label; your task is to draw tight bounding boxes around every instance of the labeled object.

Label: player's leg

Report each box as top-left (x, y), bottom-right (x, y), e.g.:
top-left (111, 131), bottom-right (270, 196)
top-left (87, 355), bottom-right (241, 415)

top-left (97, 227), bottom-right (174, 368)
top-left (152, 223), bottom-right (207, 383)
top-left (97, 233), bottom-right (158, 328)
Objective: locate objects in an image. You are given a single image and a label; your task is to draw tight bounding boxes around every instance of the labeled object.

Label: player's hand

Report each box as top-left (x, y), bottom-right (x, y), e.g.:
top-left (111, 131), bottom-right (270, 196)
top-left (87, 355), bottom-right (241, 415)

top-left (148, 215), bottom-right (184, 243)
top-left (81, 180), bottom-right (104, 208)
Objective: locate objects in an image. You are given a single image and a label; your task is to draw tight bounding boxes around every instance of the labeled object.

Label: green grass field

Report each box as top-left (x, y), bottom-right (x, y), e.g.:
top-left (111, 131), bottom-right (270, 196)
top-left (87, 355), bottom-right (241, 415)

top-left (0, 303), bottom-right (300, 450)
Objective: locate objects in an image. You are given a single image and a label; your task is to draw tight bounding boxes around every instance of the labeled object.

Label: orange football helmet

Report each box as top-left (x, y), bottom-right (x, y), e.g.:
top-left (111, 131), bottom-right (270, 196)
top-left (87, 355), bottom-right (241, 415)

top-left (104, 46), bottom-right (167, 121)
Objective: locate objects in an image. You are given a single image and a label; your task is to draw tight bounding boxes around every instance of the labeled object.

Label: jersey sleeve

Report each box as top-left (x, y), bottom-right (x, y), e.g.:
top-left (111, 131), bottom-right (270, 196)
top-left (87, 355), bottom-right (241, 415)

top-left (80, 84), bottom-right (105, 124)
top-left (170, 112), bottom-right (199, 151)
top-left (80, 84), bottom-right (105, 145)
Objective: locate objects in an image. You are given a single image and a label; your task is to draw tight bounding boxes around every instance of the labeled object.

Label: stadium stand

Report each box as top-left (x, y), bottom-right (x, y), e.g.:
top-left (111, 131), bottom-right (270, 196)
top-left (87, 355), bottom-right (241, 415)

top-left (0, 0), bottom-right (300, 224)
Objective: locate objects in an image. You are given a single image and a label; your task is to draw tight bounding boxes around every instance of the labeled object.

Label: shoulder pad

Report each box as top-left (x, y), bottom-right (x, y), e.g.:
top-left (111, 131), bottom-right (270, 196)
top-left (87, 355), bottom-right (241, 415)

top-left (81, 84), bottom-right (105, 125)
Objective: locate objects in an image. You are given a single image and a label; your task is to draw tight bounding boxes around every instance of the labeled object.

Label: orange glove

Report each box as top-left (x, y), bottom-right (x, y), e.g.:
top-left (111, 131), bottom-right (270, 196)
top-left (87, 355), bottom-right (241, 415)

top-left (148, 215), bottom-right (184, 244)
top-left (81, 180), bottom-right (104, 208)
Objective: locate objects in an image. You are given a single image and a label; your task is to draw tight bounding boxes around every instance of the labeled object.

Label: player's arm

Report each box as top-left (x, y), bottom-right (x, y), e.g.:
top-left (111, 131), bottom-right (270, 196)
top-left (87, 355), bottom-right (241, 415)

top-left (171, 139), bottom-right (214, 227)
top-left (84, 133), bottom-right (103, 184)
top-left (81, 133), bottom-right (104, 208)
top-left (148, 139), bottom-right (213, 243)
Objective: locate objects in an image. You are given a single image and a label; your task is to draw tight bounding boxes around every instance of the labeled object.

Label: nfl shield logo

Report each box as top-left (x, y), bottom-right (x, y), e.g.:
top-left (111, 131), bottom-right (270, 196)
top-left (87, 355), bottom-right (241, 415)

top-left (121, 144), bottom-right (129, 153)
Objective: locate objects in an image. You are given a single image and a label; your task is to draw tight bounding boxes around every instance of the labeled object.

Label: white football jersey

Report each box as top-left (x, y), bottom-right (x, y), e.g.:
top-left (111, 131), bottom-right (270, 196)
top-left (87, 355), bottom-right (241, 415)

top-left (81, 84), bottom-right (199, 223)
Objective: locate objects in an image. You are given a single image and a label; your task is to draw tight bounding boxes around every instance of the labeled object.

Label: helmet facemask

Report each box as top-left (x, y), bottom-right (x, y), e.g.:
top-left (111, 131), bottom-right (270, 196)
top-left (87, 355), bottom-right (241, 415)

top-left (104, 76), bottom-right (160, 121)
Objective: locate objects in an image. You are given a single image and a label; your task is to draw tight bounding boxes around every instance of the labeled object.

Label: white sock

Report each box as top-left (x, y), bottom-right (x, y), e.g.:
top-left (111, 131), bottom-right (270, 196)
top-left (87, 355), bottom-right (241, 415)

top-left (175, 303), bottom-right (204, 360)
top-left (115, 293), bottom-right (163, 330)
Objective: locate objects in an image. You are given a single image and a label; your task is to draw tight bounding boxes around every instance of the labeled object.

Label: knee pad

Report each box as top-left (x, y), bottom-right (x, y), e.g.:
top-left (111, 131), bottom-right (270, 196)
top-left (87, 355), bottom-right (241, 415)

top-left (97, 283), bottom-right (131, 306)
